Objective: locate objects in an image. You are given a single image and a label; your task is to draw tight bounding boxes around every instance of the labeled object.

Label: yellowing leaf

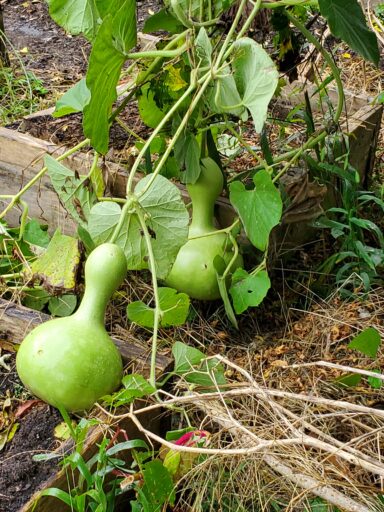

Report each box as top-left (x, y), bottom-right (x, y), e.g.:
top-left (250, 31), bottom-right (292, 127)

top-left (54, 421), bottom-right (75, 441)
top-left (165, 65), bottom-right (187, 92)
top-left (20, 47), bottom-right (29, 54)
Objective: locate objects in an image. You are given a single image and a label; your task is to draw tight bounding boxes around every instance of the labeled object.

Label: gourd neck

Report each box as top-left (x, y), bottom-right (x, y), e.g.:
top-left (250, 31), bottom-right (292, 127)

top-left (74, 288), bottom-right (109, 325)
top-left (187, 157), bottom-right (223, 238)
top-left (189, 205), bottom-right (216, 236)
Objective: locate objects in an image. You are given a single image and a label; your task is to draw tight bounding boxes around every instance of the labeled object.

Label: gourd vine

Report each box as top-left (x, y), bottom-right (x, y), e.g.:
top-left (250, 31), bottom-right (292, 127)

top-left (1, 0), bottom-right (380, 391)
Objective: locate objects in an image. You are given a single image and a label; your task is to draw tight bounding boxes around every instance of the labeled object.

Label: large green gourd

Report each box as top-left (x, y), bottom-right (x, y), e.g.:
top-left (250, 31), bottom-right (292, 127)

top-left (16, 243), bottom-right (126, 412)
top-left (165, 157), bottom-right (243, 300)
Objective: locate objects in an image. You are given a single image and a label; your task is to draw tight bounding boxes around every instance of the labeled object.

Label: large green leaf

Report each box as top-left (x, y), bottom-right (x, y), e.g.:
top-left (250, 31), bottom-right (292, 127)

top-left (229, 170), bottom-right (282, 251)
top-left (232, 38), bottom-right (279, 132)
top-left (143, 7), bottom-right (184, 34)
top-left (319, 0), bottom-right (379, 66)
top-left (229, 268), bottom-right (271, 314)
top-left (53, 79), bottom-right (90, 118)
top-left (45, 155), bottom-right (97, 228)
top-left (127, 287), bottom-right (190, 328)
top-left (88, 175), bottom-right (189, 279)
top-left (83, 12), bottom-right (132, 153)
top-left (46, 0), bottom-right (99, 40)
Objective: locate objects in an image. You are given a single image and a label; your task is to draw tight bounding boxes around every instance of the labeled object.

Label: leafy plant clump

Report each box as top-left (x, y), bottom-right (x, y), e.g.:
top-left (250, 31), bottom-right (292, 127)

top-left (0, 67), bottom-right (48, 124)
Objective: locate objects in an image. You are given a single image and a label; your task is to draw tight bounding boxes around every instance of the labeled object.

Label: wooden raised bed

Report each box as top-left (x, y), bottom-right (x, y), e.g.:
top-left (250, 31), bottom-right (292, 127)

top-left (0, 298), bottom-right (172, 512)
top-left (0, 84), bottom-right (382, 251)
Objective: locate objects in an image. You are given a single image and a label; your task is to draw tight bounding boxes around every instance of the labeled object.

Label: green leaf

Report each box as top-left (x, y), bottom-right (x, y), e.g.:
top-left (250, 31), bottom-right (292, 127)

top-left (127, 287), bottom-right (190, 328)
top-left (23, 219), bottom-right (50, 248)
top-left (48, 294), bottom-right (77, 317)
top-left (45, 155), bottom-right (97, 228)
top-left (111, 0), bottom-right (137, 54)
top-left (39, 488), bottom-right (75, 508)
top-left (181, 134), bottom-right (201, 184)
top-left (347, 327), bottom-right (382, 358)
top-left (172, 341), bottom-right (227, 387)
top-left (88, 177), bottom-right (189, 279)
top-left (229, 169), bottom-right (282, 251)
top-left (46, 0), bottom-right (99, 40)
top-left (367, 369), bottom-right (383, 390)
top-left (318, 0), bottom-right (379, 66)
top-left (106, 438), bottom-right (149, 456)
top-left (229, 268), bottom-right (271, 314)
top-left (53, 79), bottom-right (91, 118)
top-left (22, 289), bottom-right (50, 311)
top-left (124, 175), bottom-right (189, 278)
top-left (173, 341), bottom-right (208, 374)
top-left (232, 38), bottom-right (279, 132)
top-left (334, 373), bottom-right (362, 388)
top-left (138, 81), bottom-right (166, 129)
top-left (210, 68), bottom-right (245, 118)
top-left (24, 230), bottom-right (80, 292)
top-left (195, 27), bottom-right (212, 67)
top-left (83, 15), bottom-right (126, 154)
top-left (88, 202), bottom-right (122, 244)
top-left (139, 460), bottom-right (176, 508)
top-left (143, 8), bottom-right (184, 34)
top-left (102, 375), bottom-right (154, 407)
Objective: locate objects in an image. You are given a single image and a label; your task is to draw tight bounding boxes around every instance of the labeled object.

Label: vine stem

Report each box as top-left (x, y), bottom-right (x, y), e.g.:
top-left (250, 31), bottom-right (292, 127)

top-left (125, 43), bottom-right (188, 60)
top-left (260, 0), bottom-right (318, 7)
top-left (0, 138), bottom-right (90, 220)
top-left (136, 207), bottom-right (161, 388)
top-left (125, 80), bottom-right (197, 195)
top-left (188, 218), bottom-right (240, 240)
top-left (235, 0), bottom-right (263, 42)
top-left (135, 71), bottom-right (213, 199)
top-left (214, 0), bottom-right (249, 69)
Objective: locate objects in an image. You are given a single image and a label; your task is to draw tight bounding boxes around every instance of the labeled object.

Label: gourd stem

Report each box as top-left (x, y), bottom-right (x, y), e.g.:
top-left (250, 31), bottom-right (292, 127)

top-left (136, 207), bottom-right (161, 389)
top-left (0, 139), bottom-right (90, 220)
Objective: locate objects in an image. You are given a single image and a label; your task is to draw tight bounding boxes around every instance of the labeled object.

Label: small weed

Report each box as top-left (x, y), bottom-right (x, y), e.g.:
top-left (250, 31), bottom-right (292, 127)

top-left (0, 67), bottom-right (48, 124)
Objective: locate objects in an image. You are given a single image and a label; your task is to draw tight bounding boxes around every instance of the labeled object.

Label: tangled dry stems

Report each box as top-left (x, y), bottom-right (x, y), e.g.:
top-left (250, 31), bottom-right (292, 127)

top-left (96, 289), bottom-right (384, 511)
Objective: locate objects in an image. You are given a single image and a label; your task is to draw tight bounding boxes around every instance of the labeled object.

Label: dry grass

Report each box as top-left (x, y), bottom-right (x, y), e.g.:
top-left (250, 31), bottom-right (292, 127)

top-left (126, 288), bottom-right (384, 512)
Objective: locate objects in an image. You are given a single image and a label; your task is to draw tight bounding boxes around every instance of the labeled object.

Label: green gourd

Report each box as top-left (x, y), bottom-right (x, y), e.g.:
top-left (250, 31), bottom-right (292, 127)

top-left (16, 243), bottom-right (126, 412)
top-left (165, 157), bottom-right (243, 300)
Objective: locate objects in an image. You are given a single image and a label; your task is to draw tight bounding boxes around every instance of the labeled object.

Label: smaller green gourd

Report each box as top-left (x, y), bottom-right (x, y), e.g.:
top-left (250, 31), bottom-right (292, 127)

top-left (16, 243), bottom-right (126, 412)
top-left (165, 157), bottom-right (243, 300)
